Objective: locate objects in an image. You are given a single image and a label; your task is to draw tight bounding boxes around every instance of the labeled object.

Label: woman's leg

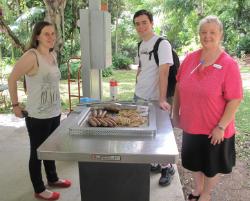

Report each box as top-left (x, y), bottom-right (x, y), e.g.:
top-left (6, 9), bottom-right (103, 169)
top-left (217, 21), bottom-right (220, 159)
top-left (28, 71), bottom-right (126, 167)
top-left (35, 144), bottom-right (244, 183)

top-left (26, 116), bottom-right (60, 192)
top-left (193, 171), bottom-right (204, 195)
top-left (43, 115), bottom-right (60, 183)
top-left (25, 117), bottom-right (48, 193)
top-left (198, 174), bottom-right (220, 201)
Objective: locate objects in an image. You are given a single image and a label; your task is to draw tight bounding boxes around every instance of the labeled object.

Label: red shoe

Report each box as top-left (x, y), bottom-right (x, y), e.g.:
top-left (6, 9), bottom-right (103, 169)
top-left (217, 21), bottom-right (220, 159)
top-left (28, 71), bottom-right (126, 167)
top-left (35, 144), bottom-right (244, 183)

top-left (48, 179), bottom-right (71, 188)
top-left (35, 191), bottom-right (60, 200)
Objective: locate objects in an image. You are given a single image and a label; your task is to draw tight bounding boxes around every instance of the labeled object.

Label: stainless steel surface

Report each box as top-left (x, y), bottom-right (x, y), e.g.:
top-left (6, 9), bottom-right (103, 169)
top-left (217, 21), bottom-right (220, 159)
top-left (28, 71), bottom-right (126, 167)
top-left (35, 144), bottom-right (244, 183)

top-left (37, 104), bottom-right (179, 164)
top-left (69, 103), bottom-right (156, 137)
top-left (80, 4), bottom-right (112, 100)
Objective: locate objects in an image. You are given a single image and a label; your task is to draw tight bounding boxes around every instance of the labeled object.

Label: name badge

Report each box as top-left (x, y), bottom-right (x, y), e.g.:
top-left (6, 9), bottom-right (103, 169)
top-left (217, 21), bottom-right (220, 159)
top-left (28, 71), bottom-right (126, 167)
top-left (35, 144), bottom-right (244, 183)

top-left (213, 64), bottom-right (223, 69)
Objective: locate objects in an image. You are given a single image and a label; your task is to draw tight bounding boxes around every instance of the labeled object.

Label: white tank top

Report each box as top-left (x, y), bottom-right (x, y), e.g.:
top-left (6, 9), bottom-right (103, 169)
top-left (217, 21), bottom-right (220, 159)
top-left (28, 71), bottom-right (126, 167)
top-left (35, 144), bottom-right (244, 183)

top-left (25, 49), bottom-right (61, 119)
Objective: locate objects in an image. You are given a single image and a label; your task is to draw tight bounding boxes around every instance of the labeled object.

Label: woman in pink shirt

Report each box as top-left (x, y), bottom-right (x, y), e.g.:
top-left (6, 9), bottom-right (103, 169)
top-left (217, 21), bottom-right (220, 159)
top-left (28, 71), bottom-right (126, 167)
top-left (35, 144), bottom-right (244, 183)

top-left (173, 16), bottom-right (243, 201)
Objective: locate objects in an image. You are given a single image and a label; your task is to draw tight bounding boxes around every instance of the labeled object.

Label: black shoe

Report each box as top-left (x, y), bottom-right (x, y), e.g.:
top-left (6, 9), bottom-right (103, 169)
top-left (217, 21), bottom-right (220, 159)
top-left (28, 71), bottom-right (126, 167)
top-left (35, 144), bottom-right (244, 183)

top-left (159, 165), bottom-right (175, 186)
top-left (150, 164), bottom-right (161, 173)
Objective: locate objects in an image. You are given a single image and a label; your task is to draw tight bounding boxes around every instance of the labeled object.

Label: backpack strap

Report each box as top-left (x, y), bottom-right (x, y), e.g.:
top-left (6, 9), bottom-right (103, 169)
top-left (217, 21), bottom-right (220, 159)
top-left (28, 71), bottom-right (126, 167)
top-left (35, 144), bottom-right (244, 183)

top-left (152, 37), bottom-right (165, 66)
top-left (138, 37), bottom-right (166, 67)
top-left (137, 41), bottom-right (142, 67)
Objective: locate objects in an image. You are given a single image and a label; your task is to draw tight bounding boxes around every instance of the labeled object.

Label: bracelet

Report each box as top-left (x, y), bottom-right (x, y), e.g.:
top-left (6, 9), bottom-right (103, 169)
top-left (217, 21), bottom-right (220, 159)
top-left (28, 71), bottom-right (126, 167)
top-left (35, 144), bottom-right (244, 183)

top-left (217, 124), bottom-right (225, 131)
top-left (12, 103), bottom-right (19, 107)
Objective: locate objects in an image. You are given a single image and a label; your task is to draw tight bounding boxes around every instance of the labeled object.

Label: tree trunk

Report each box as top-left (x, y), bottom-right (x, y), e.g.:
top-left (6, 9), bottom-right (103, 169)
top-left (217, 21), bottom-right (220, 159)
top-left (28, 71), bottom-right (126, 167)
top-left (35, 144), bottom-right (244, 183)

top-left (43, 0), bottom-right (67, 53)
top-left (0, 18), bottom-right (25, 53)
top-left (114, 8), bottom-right (119, 54)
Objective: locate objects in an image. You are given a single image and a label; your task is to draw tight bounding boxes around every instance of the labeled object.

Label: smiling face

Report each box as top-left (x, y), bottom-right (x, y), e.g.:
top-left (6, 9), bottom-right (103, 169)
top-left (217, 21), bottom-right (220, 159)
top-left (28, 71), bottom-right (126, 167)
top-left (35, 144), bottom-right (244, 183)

top-left (37, 25), bottom-right (56, 49)
top-left (199, 22), bottom-right (223, 50)
top-left (134, 14), bottom-right (154, 40)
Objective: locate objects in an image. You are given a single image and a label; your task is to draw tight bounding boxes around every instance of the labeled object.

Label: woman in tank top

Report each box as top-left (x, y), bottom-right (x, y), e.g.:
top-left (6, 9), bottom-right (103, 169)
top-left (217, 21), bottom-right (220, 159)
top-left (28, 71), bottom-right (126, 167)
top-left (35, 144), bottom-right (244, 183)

top-left (8, 21), bottom-right (71, 200)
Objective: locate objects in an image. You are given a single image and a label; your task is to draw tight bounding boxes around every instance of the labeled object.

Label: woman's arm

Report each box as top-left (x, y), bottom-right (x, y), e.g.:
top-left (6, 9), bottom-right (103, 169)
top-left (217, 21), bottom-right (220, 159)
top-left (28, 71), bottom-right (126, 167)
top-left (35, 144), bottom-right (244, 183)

top-left (8, 52), bottom-right (37, 117)
top-left (209, 99), bottom-right (242, 145)
top-left (172, 83), bottom-right (180, 128)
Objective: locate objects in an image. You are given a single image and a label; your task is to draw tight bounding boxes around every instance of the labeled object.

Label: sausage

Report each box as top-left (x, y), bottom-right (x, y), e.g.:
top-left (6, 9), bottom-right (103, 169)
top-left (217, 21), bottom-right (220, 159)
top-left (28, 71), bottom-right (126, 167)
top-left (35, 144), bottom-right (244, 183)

top-left (106, 117), bottom-right (117, 127)
top-left (106, 115), bottom-right (117, 122)
top-left (103, 118), bottom-right (115, 127)
top-left (97, 109), bottom-right (103, 118)
top-left (92, 109), bottom-right (98, 117)
top-left (98, 118), bottom-right (109, 127)
top-left (91, 117), bottom-right (102, 126)
top-left (101, 110), bottom-right (107, 118)
top-left (88, 118), bottom-right (97, 127)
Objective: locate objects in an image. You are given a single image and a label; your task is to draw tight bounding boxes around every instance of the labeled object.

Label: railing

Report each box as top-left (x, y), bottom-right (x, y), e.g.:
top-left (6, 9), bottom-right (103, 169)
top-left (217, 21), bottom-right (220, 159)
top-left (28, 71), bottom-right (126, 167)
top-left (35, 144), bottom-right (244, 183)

top-left (67, 57), bottom-right (83, 112)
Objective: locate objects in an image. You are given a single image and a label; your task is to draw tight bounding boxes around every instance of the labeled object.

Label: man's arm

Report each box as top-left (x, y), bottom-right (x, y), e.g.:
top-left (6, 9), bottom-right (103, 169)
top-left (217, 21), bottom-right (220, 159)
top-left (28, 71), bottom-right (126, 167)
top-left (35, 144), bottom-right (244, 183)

top-left (159, 63), bottom-right (171, 111)
top-left (135, 66), bottom-right (141, 83)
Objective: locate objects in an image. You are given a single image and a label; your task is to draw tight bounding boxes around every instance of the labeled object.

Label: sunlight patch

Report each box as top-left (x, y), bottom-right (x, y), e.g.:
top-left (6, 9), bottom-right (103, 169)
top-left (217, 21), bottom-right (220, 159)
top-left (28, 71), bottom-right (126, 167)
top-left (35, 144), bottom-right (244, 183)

top-left (0, 114), bottom-right (25, 128)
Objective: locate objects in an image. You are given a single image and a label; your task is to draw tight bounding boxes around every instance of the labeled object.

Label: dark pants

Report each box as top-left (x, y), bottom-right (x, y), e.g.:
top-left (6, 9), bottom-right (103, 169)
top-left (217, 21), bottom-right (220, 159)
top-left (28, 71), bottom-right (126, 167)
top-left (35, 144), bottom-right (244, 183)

top-left (25, 115), bottom-right (60, 193)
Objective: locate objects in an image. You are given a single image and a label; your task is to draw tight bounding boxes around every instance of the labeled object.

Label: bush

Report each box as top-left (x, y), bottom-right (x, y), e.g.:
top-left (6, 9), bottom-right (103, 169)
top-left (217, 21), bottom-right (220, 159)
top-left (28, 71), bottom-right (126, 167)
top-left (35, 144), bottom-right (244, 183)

top-left (60, 61), bottom-right (113, 79)
top-left (112, 53), bottom-right (132, 70)
top-left (102, 66), bottom-right (113, 77)
top-left (60, 61), bottom-right (81, 80)
top-left (236, 35), bottom-right (250, 57)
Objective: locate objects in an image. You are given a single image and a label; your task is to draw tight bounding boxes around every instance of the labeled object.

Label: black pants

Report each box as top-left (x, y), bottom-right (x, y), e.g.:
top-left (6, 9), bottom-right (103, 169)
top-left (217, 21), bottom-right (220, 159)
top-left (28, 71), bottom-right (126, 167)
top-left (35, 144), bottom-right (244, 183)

top-left (25, 115), bottom-right (60, 193)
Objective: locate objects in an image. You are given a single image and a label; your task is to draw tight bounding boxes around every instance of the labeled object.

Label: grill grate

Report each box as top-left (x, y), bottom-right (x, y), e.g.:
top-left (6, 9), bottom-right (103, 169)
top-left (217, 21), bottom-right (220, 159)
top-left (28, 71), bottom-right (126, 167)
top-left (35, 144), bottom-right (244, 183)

top-left (69, 103), bottom-right (157, 137)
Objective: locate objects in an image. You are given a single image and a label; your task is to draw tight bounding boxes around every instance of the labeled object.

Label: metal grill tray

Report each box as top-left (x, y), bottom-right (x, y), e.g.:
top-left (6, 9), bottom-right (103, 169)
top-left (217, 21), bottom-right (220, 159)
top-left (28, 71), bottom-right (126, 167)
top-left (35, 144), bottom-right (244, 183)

top-left (69, 103), bottom-right (156, 137)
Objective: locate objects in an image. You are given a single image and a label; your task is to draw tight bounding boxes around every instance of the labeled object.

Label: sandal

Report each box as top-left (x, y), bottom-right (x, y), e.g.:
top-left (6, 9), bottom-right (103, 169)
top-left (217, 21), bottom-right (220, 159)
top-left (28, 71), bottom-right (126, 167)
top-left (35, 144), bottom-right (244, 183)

top-left (187, 193), bottom-right (200, 201)
top-left (35, 190), bottom-right (60, 200)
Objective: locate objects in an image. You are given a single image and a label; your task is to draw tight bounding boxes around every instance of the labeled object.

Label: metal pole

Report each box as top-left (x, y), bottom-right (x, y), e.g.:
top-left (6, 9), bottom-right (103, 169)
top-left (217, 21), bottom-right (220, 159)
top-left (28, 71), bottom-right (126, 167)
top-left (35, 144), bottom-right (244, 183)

top-left (80, 0), bottom-right (103, 100)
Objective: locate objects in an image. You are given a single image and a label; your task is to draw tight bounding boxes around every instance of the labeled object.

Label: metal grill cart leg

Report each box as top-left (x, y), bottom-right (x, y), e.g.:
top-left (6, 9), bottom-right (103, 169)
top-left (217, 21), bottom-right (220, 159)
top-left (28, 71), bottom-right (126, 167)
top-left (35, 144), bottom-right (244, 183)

top-left (78, 162), bottom-right (150, 201)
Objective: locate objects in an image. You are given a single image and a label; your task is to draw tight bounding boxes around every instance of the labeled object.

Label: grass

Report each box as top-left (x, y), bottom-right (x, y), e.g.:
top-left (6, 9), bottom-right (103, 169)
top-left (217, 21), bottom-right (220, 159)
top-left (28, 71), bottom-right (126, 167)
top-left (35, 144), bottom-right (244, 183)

top-left (57, 70), bottom-right (137, 111)
top-left (235, 89), bottom-right (250, 161)
top-left (102, 70), bottom-right (136, 100)
top-left (240, 66), bottom-right (250, 73)
top-left (236, 90), bottom-right (250, 133)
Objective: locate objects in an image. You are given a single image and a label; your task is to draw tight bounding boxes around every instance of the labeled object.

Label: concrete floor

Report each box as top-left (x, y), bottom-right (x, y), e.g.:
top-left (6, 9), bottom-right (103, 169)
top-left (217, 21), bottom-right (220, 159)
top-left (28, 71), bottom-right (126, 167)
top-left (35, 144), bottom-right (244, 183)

top-left (0, 114), bottom-right (184, 201)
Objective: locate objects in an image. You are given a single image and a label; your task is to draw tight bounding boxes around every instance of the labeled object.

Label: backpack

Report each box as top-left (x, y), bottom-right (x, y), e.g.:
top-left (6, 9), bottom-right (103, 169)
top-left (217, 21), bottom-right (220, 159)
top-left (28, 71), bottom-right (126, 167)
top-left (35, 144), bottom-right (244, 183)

top-left (137, 37), bottom-right (180, 98)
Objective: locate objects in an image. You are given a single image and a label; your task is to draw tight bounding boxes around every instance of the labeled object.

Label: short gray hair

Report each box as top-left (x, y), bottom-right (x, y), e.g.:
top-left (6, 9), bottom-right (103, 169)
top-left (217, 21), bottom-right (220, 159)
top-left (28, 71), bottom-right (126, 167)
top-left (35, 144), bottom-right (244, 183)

top-left (198, 15), bottom-right (223, 33)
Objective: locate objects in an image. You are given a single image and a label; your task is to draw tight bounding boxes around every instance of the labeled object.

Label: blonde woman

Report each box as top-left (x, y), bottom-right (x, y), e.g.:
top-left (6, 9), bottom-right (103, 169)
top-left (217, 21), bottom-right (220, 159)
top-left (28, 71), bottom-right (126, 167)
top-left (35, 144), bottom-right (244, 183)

top-left (173, 16), bottom-right (243, 201)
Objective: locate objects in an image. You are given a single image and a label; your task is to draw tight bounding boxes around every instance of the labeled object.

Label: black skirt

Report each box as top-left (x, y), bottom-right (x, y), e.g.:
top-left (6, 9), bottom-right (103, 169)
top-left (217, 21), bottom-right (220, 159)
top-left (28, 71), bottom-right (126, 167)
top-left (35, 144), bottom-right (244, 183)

top-left (181, 131), bottom-right (236, 177)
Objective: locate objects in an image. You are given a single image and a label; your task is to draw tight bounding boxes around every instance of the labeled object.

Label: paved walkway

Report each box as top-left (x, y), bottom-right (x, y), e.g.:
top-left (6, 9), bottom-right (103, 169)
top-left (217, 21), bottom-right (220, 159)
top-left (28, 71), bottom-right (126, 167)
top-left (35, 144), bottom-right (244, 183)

top-left (241, 72), bottom-right (250, 90)
top-left (0, 115), bottom-right (78, 201)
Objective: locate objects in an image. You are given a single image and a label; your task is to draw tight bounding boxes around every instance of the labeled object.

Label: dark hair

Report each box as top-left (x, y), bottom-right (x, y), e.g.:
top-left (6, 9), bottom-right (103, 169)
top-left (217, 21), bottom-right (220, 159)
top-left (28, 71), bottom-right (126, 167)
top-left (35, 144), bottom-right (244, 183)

top-left (28, 21), bottom-right (53, 50)
top-left (133, 9), bottom-right (153, 24)
top-left (24, 21), bottom-right (54, 92)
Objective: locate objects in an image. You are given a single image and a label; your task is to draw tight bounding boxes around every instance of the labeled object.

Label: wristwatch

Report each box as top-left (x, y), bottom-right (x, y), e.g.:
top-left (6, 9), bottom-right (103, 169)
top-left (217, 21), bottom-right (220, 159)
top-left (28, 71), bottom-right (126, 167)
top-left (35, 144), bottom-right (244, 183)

top-left (12, 103), bottom-right (19, 107)
top-left (217, 124), bottom-right (225, 131)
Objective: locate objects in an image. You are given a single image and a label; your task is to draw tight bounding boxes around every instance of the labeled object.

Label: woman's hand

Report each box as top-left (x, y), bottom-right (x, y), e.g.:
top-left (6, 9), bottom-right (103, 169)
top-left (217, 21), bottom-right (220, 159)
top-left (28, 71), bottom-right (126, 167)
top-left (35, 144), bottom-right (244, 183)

top-left (13, 105), bottom-right (25, 118)
top-left (171, 114), bottom-right (180, 128)
top-left (208, 126), bottom-right (225, 145)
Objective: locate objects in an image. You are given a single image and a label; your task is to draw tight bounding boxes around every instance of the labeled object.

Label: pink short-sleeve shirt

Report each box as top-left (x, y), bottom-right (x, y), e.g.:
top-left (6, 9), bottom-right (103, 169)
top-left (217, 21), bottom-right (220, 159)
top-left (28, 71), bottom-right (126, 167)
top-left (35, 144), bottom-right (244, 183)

top-left (176, 49), bottom-right (243, 138)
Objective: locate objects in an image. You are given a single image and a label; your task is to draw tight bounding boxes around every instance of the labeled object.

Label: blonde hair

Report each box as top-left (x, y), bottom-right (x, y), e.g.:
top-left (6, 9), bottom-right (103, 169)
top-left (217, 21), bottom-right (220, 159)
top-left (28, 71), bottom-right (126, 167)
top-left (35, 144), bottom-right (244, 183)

top-left (198, 15), bottom-right (223, 33)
